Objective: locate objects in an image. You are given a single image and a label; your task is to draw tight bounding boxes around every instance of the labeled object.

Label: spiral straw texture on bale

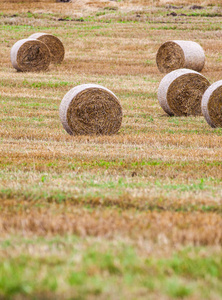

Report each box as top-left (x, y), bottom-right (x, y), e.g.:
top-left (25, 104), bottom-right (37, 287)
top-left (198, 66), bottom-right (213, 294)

top-left (158, 69), bottom-right (210, 116)
top-left (11, 39), bottom-right (50, 72)
top-left (59, 84), bottom-right (123, 136)
top-left (201, 80), bottom-right (222, 128)
top-left (28, 33), bottom-right (65, 63)
top-left (156, 40), bottom-right (205, 73)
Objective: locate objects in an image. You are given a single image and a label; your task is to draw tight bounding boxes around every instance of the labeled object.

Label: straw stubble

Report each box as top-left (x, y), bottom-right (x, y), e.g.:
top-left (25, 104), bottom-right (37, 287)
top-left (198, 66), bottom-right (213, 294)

top-left (59, 84), bottom-right (123, 135)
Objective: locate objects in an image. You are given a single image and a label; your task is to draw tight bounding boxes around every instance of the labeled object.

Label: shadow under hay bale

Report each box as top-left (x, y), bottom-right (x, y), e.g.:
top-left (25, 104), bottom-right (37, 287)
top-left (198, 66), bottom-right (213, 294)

top-left (156, 40), bottom-right (205, 73)
top-left (59, 84), bottom-right (123, 136)
top-left (28, 33), bottom-right (65, 64)
top-left (158, 69), bottom-right (210, 116)
top-left (202, 80), bottom-right (222, 128)
top-left (10, 39), bottom-right (51, 72)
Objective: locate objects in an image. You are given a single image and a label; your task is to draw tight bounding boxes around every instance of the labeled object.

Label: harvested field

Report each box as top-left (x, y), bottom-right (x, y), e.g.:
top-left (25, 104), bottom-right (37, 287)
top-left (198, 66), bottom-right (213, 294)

top-left (0, 1), bottom-right (221, 299)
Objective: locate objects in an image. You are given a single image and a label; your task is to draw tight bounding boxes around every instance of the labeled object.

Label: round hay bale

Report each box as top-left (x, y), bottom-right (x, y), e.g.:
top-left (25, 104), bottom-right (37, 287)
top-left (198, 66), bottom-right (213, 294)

top-left (28, 33), bottom-right (65, 64)
top-left (201, 80), bottom-right (222, 128)
top-left (59, 84), bottom-right (123, 135)
top-left (156, 40), bottom-right (205, 73)
top-left (10, 39), bottom-right (50, 72)
top-left (158, 68), bottom-right (210, 116)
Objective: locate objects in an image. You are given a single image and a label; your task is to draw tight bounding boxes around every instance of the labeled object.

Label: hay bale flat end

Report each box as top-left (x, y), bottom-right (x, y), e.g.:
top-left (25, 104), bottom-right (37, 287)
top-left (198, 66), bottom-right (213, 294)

top-left (202, 80), bottom-right (222, 128)
top-left (156, 40), bottom-right (205, 73)
top-left (10, 39), bottom-right (51, 72)
top-left (158, 68), bottom-right (210, 116)
top-left (28, 33), bottom-right (65, 64)
top-left (59, 84), bottom-right (123, 136)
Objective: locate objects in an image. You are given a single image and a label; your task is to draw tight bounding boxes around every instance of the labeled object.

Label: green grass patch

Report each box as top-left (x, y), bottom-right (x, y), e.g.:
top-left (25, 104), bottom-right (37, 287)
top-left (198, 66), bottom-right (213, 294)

top-left (0, 238), bottom-right (221, 299)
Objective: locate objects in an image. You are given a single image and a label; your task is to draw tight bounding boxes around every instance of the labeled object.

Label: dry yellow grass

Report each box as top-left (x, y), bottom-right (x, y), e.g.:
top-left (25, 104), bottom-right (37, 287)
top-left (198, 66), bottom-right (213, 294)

top-left (0, 1), bottom-right (222, 298)
top-left (1, 205), bottom-right (222, 246)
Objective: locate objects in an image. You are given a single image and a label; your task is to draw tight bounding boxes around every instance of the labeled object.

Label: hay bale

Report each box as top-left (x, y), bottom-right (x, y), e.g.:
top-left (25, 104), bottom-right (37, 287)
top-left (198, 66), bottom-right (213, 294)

top-left (28, 33), bottom-right (65, 63)
top-left (59, 84), bottom-right (123, 135)
top-left (11, 39), bottom-right (50, 72)
top-left (156, 40), bottom-right (205, 73)
top-left (201, 80), bottom-right (222, 128)
top-left (158, 68), bottom-right (210, 116)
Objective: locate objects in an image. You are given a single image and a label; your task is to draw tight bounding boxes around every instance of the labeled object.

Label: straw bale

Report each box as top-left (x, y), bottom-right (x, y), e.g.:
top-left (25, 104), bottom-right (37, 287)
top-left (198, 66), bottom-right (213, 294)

top-left (156, 40), bottom-right (205, 73)
top-left (59, 84), bottom-right (123, 135)
top-left (28, 33), bottom-right (65, 63)
top-left (158, 69), bottom-right (210, 116)
top-left (202, 80), bottom-right (222, 128)
top-left (10, 39), bottom-right (50, 72)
